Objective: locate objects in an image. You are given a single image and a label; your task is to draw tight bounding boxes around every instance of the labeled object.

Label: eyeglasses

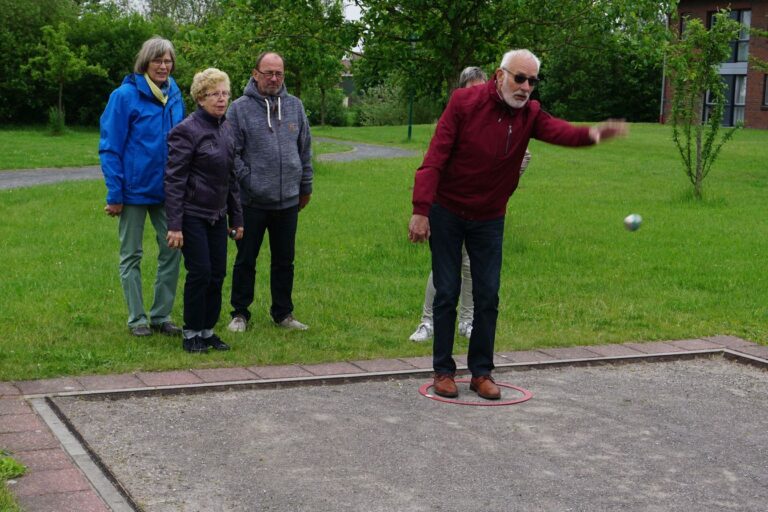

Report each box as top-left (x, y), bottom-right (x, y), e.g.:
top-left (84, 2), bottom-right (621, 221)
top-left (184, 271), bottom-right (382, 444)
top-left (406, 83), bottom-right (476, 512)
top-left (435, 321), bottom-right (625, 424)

top-left (150, 59), bottom-right (174, 67)
top-left (257, 70), bottom-right (284, 79)
top-left (205, 91), bottom-right (231, 99)
top-left (501, 67), bottom-right (540, 87)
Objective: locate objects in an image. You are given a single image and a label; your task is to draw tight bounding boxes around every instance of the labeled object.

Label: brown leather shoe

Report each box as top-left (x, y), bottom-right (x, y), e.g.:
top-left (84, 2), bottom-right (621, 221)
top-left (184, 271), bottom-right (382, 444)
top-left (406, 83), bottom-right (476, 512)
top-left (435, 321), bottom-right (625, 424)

top-left (433, 373), bottom-right (459, 398)
top-left (470, 375), bottom-right (501, 400)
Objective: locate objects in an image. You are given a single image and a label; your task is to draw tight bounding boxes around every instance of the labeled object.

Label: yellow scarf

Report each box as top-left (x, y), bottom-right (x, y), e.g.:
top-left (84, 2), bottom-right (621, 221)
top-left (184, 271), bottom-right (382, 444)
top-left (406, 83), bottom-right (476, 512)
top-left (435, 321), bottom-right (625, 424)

top-left (144, 73), bottom-right (168, 105)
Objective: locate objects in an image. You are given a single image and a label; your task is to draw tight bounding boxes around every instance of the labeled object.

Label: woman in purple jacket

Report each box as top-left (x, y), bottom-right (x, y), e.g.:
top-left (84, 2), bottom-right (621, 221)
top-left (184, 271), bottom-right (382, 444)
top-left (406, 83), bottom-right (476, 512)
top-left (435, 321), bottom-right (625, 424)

top-left (165, 68), bottom-right (244, 353)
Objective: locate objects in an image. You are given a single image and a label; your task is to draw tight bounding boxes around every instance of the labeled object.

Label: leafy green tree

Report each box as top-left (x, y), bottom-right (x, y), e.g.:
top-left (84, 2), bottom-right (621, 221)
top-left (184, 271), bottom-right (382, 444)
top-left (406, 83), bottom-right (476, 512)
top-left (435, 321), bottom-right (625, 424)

top-left (537, 1), bottom-right (673, 122)
top-left (355, 0), bottom-right (676, 118)
top-left (24, 22), bottom-right (107, 130)
top-left (0, 0), bottom-right (77, 123)
top-left (173, 0), bottom-right (358, 124)
top-left (66, 3), bottom-right (158, 125)
top-left (668, 11), bottom-right (741, 199)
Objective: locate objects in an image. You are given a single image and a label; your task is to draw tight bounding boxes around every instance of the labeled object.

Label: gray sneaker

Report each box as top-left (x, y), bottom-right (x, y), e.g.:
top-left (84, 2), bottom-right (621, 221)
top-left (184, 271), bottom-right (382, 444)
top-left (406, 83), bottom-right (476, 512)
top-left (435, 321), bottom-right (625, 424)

top-left (227, 315), bottom-right (247, 332)
top-left (277, 315), bottom-right (308, 330)
top-left (409, 322), bottom-right (433, 342)
top-left (458, 321), bottom-right (473, 339)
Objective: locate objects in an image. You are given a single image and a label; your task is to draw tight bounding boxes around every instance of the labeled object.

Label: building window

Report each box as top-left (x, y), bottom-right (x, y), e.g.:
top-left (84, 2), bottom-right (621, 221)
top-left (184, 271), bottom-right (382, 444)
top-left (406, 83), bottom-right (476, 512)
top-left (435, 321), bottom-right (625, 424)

top-left (704, 74), bottom-right (747, 126)
top-left (764, 75), bottom-right (768, 107)
top-left (708, 9), bottom-right (751, 63)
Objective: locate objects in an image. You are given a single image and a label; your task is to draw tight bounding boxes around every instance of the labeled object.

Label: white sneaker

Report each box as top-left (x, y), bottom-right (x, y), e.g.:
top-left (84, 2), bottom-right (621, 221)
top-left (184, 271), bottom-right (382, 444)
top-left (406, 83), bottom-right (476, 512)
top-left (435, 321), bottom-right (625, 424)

top-left (277, 315), bottom-right (308, 330)
top-left (227, 315), bottom-right (247, 332)
top-left (409, 322), bottom-right (433, 342)
top-left (458, 321), bottom-right (473, 339)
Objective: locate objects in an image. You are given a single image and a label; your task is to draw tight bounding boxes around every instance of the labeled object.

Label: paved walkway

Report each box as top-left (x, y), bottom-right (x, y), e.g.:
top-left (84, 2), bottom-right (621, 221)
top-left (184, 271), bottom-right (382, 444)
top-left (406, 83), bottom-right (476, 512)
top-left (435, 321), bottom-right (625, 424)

top-left (0, 138), bottom-right (417, 191)
top-left (2, 335), bottom-right (767, 511)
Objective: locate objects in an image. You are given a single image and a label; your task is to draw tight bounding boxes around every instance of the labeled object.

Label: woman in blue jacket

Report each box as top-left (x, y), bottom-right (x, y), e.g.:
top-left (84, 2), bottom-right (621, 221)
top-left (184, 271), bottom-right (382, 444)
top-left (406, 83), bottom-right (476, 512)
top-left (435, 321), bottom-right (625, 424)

top-left (99, 37), bottom-right (185, 337)
top-left (165, 68), bottom-right (244, 353)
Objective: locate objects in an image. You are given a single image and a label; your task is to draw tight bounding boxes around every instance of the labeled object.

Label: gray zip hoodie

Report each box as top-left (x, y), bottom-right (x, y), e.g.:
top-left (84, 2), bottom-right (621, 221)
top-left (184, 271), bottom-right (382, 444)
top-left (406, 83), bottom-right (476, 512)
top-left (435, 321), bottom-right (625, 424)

top-left (227, 77), bottom-right (313, 209)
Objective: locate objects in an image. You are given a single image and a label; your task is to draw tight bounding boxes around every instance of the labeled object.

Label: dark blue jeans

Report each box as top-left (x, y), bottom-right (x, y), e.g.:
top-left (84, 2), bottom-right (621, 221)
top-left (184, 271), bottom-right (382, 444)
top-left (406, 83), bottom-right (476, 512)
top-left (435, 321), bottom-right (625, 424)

top-left (429, 203), bottom-right (504, 377)
top-left (230, 205), bottom-right (298, 323)
top-left (181, 215), bottom-right (228, 331)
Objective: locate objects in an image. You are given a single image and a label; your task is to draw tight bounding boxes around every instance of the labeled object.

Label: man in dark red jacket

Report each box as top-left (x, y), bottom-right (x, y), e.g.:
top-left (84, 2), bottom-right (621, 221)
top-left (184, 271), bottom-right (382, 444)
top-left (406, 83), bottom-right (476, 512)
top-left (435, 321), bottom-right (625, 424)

top-left (408, 49), bottom-right (627, 400)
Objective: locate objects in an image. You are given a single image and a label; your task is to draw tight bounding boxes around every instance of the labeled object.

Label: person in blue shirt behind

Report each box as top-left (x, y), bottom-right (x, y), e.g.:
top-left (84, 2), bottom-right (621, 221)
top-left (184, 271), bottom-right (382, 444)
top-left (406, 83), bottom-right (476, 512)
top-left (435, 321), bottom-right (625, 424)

top-left (99, 37), bottom-right (185, 338)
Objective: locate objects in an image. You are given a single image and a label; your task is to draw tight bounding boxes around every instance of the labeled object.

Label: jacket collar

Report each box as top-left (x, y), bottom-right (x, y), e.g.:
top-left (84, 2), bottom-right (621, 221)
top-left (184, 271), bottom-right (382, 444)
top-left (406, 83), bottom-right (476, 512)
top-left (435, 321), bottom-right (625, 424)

top-left (243, 77), bottom-right (286, 105)
top-left (194, 107), bottom-right (226, 126)
top-left (126, 73), bottom-right (179, 103)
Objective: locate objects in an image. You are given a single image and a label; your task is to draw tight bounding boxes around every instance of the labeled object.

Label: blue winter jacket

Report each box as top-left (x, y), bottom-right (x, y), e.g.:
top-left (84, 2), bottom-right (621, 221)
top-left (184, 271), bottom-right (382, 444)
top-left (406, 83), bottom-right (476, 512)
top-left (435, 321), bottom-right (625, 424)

top-left (99, 73), bottom-right (185, 205)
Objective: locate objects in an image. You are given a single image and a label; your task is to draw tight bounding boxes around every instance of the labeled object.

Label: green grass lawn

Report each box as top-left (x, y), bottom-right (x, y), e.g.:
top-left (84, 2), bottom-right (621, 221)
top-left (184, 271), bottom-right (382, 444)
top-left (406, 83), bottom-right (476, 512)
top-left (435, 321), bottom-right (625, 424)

top-left (0, 123), bottom-right (767, 382)
top-left (0, 126), bottom-right (101, 170)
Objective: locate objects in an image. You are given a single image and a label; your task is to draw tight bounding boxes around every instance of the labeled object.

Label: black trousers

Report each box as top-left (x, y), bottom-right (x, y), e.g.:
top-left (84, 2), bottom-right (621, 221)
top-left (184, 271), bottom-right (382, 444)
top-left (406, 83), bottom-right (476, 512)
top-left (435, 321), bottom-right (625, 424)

top-left (429, 204), bottom-right (504, 377)
top-left (230, 204), bottom-right (298, 323)
top-left (181, 215), bottom-right (228, 332)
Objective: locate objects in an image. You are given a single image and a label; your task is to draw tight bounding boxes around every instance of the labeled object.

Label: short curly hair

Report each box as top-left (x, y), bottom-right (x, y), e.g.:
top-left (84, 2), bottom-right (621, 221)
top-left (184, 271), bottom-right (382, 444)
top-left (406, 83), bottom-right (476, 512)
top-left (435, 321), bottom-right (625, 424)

top-left (190, 68), bottom-right (231, 103)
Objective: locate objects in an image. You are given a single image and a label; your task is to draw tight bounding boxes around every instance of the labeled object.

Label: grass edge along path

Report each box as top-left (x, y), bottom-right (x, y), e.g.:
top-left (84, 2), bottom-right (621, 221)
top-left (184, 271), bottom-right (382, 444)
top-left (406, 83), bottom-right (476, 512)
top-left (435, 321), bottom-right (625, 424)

top-left (0, 452), bottom-right (25, 512)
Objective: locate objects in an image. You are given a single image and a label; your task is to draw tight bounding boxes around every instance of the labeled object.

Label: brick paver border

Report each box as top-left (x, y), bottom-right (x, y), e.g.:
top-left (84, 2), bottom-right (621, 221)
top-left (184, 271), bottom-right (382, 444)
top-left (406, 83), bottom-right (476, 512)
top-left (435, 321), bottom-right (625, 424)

top-left (2, 336), bottom-right (766, 511)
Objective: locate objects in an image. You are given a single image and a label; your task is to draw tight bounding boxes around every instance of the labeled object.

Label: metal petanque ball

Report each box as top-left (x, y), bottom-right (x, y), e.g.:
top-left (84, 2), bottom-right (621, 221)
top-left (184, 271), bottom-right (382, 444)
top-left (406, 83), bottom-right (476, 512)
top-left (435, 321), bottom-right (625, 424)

top-left (623, 213), bottom-right (642, 231)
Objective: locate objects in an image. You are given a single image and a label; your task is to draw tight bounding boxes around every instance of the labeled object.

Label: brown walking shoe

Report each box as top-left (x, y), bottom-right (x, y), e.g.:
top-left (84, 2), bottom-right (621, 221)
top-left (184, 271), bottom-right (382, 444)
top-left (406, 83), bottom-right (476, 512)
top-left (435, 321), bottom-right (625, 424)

top-left (433, 373), bottom-right (459, 398)
top-left (470, 375), bottom-right (501, 400)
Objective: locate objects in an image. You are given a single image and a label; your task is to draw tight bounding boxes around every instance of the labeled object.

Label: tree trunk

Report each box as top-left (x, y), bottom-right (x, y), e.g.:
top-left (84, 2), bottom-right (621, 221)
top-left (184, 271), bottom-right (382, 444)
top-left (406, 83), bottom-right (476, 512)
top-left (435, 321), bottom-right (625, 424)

top-left (58, 81), bottom-right (64, 115)
top-left (695, 128), bottom-right (703, 198)
top-left (320, 87), bottom-right (326, 126)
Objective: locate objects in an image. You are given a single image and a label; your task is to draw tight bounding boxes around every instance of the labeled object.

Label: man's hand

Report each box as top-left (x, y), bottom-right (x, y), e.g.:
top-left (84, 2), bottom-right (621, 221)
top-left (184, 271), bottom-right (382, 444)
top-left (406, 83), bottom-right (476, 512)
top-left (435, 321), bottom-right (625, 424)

top-left (167, 230), bottom-right (183, 249)
top-left (230, 226), bottom-right (244, 241)
top-left (408, 214), bottom-right (430, 243)
top-left (589, 119), bottom-right (629, 144)
top-left (299, 194), bottom-right (311, 211)
top-left (104, 204), bottom-right (123, 217)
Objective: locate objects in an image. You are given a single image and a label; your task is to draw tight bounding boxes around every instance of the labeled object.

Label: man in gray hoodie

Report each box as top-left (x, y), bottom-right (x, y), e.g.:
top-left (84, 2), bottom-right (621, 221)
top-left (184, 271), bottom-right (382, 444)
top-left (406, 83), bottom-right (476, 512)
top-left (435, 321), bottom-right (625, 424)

top-left (227, 51), bottom-right (313, 332)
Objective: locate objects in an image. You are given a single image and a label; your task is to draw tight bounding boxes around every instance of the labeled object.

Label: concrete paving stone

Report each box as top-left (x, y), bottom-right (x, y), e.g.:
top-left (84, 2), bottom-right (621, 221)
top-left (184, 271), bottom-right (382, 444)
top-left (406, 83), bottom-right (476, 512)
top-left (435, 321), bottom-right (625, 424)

top-left (16, 490), bottom-right (109, 512)
top-left (350, 358), bottom-right (420, 373)
top-left (0, 430), bottom-right (59, 452)
top-left (0, 382), bottom-right (21, 397)
top-left (398, 356), bottom-right (433, 369)
top-left (0, 398), bottom-right (33, 416)
top-left (585, 344), bottom-right (647, 357)
top-left (703, 335), bottom-right (760, 349)
top-left (0, 413), bottom-right (45, 434)
top-left (76, 373), bottom-right (146, 391)
top-left (15, 448), bottom-right (73, 471)
top-left (732, 344), bottom-right (768, 361)
top-left (136, 370), bottom-right (203, 387)
top-left (668, 338), bottom-right (723, 351)
top-left (10, 467), bottom-right (92, 496)
top-left (496, 350), bottom-right (556, 363)
top-left (191, 367), bottom-right (260, 383)
top-left (538, 346), bottom-right (604, 360)
top-left (14, 378), bottom-right (84, 396)
top-left (624, 341), bottom-right (686, 353)
top-left (301, 362), bottom-right (366, 376)
top-left (248, 364), bottom-right (314, 379)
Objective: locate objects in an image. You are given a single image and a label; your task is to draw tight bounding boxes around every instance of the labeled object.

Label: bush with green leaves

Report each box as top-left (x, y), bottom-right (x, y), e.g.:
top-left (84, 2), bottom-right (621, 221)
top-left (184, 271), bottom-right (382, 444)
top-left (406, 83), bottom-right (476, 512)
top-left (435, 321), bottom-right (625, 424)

top-left (47, 106), bottom-right (65, 135)
top-left (303, 87), bottom-right (348, 127)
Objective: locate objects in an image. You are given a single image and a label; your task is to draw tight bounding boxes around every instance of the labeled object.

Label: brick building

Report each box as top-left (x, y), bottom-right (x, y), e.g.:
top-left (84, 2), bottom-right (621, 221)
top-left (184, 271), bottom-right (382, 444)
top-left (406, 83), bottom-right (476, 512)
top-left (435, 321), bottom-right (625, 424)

top-left (662, 1), bottom-right (768, 129)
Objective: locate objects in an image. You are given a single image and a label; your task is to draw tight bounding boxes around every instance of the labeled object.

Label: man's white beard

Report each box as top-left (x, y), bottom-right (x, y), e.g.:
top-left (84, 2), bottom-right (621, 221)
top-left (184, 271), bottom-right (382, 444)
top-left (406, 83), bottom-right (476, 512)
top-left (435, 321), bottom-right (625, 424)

top-left (500, 76), bottom-right (529, 108)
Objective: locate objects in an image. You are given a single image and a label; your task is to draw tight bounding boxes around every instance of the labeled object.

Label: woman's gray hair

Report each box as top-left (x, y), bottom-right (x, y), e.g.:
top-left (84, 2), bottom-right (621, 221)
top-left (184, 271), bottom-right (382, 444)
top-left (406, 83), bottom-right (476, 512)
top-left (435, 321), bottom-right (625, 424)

top-left (500, 49), bottom-right (540, 73)
top-left (134, 37), bottom-right (176, 74)
top-left (458, 67), bottom-right (487, 88)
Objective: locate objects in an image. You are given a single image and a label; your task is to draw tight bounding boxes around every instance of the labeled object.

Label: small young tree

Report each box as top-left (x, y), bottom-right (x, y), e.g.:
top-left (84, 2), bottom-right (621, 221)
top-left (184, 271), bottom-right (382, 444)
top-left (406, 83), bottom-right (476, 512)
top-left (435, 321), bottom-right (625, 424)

top-left (667, 11), bottom-right (741, 199)
top-left (24, 22), bottom-right (106, 133)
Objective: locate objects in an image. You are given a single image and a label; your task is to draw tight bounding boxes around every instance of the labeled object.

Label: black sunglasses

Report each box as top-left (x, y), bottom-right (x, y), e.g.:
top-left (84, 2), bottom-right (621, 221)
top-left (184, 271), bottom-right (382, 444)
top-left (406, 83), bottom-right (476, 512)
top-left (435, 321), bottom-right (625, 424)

top-left (501, 67), bottom-right (540, 87)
